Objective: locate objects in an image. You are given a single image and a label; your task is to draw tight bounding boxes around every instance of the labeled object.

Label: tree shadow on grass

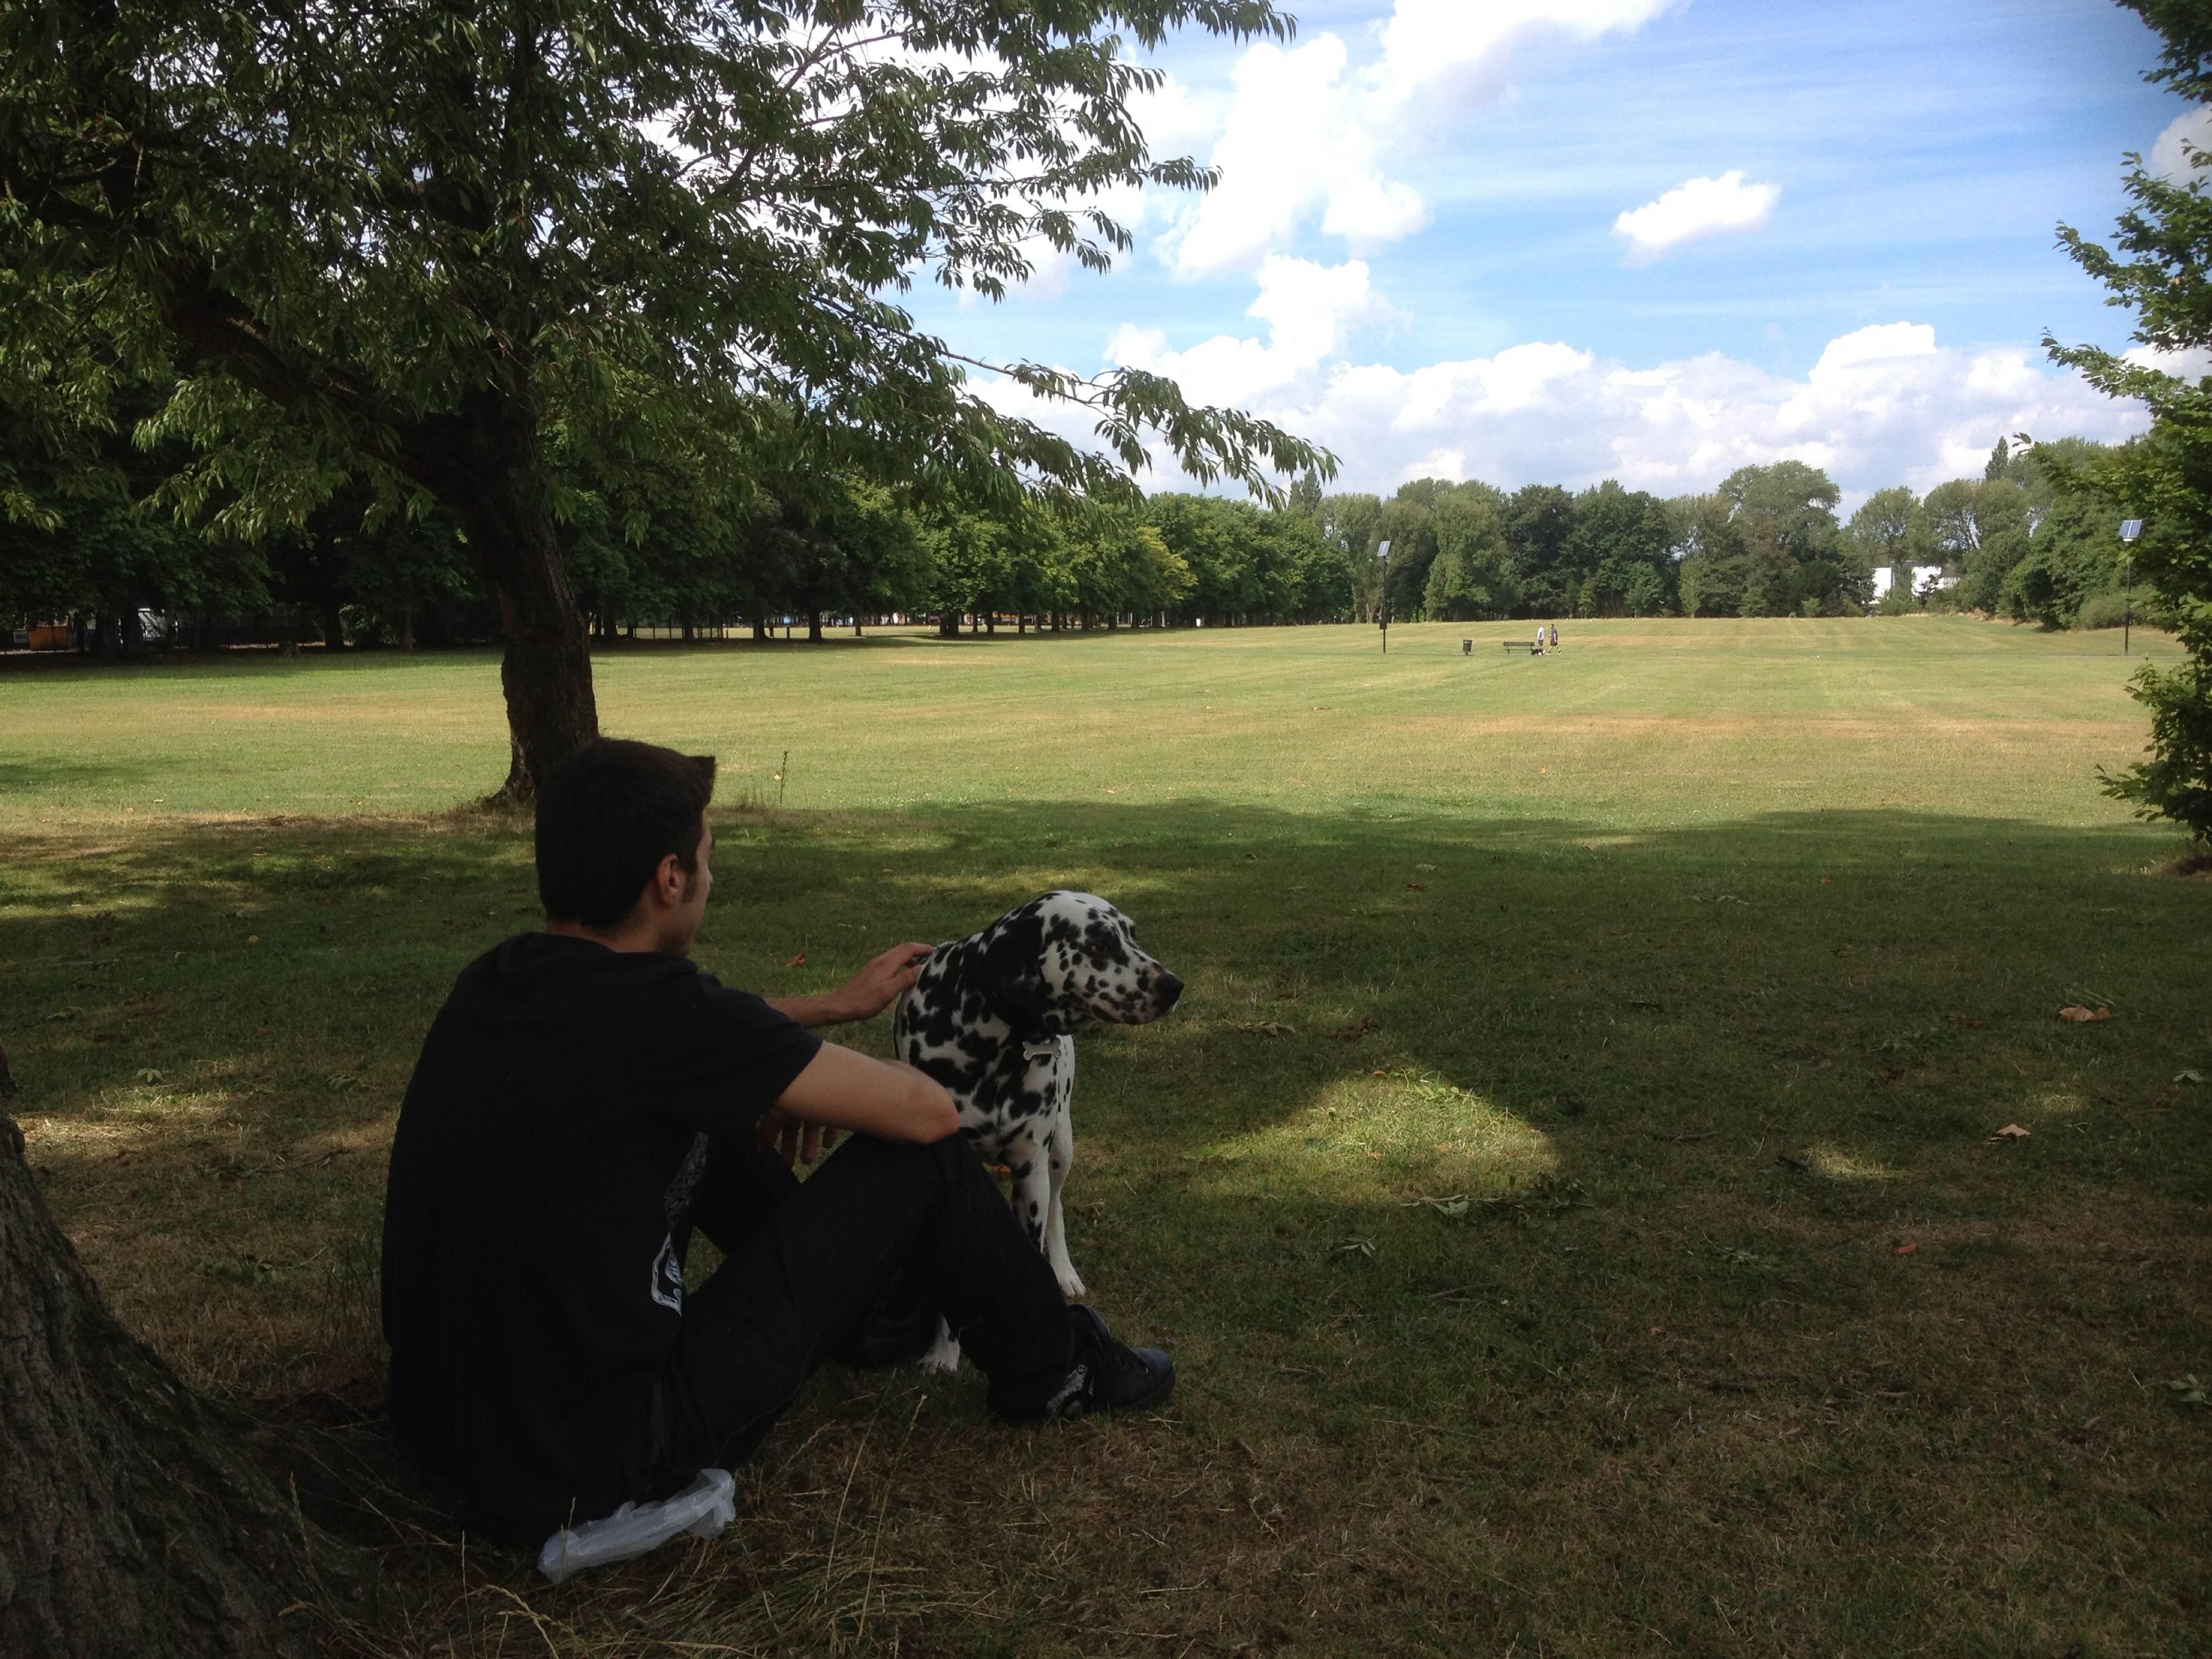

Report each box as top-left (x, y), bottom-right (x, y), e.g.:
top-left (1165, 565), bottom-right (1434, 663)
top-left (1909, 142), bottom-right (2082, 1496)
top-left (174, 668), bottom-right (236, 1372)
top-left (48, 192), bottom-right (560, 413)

top-left (2, 801), bottom-right (2208, 1651)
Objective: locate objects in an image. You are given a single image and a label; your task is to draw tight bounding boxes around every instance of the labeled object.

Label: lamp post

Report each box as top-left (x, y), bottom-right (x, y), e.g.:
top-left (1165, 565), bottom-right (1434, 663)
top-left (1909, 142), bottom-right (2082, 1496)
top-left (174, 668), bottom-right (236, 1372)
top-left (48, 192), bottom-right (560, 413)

top-left (2120, 518), bottom-right (2142, 658)
top-left (1376, 539), bottom-right (1392, 654)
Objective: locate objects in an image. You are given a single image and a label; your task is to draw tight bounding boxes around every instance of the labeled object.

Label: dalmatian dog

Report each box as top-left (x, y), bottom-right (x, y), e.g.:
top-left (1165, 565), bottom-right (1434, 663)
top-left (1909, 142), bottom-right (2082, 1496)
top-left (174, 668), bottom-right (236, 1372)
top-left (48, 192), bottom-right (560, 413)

top-left (893, 890), bottom-right (1183, 1373)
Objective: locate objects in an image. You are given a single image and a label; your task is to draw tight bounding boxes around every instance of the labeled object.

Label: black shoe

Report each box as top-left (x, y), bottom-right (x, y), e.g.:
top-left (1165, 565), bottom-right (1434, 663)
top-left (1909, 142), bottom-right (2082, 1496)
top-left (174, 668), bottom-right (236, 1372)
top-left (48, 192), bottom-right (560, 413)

top-left (994, 1305), bottom-right (1174, 1421)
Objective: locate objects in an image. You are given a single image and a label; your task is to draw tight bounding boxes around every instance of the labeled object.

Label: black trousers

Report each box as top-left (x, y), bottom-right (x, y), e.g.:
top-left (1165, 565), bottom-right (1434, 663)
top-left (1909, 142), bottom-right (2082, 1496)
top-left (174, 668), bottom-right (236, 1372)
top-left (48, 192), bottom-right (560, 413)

top-left (643, 1131), bottom-right (1072, 1490)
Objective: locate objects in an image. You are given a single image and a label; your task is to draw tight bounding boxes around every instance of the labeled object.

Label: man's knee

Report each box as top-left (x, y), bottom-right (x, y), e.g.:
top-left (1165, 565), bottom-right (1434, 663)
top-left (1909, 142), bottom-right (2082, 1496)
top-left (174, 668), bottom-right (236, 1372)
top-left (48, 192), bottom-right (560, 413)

top-left (838, 1128), bottom-right (974, 1183)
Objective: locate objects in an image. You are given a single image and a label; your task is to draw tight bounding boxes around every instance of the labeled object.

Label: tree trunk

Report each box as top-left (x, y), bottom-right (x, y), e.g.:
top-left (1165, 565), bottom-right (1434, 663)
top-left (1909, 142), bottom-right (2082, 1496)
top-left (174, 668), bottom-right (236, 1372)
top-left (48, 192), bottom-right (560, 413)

top-left (429, 421), bottom-right (599, 802)
top-left (752, 618), bottom-right (768, 642)
top-left (0, 1114), bottom-right (371, 1657)
top-left (807, 609), bottom-right (823, 642)
top-left (937, 613), bottom-right (959, 639)
top-left (399, 604), bottom-right (416, 652)
top-left (320, 600), bottom-right (344, 651)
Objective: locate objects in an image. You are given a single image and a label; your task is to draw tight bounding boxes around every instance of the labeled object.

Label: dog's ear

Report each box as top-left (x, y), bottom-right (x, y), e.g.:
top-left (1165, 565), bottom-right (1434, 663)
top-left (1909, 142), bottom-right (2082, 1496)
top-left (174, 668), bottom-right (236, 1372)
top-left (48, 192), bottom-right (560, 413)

top-left (972, 906), bottom-right (1050, 1029)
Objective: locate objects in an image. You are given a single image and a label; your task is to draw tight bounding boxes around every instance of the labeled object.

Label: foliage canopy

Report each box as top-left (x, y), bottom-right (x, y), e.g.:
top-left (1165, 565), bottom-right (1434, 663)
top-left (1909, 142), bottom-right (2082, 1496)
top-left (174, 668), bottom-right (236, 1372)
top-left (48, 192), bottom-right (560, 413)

top-left (0, 0), bottom-right (1330, 792)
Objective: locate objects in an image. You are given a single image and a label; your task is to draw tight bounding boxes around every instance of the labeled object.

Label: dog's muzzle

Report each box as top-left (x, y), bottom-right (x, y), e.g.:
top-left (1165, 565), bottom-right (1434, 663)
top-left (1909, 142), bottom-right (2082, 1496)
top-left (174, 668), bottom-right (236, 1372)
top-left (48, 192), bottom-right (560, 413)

top-left (1151, 971), bottom-right (1185, 1015)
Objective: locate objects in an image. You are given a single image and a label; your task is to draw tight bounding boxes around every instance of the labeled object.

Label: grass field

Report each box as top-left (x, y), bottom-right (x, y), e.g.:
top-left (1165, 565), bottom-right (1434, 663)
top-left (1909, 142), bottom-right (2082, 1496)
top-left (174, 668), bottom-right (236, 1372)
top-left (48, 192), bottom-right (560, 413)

top-left (3, 617), bottom-right (2209, 1657)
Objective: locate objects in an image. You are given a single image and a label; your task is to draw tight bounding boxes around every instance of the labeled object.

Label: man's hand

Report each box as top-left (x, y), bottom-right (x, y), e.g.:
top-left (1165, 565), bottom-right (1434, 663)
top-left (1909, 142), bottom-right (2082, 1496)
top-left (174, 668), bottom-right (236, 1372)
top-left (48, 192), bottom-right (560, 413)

top-left (837, 941), bottom-right (935, 1021)
top-left (758, 1105), bottom-right (838, 1168)
top-left (766, 941), bottom-right (934, 1027)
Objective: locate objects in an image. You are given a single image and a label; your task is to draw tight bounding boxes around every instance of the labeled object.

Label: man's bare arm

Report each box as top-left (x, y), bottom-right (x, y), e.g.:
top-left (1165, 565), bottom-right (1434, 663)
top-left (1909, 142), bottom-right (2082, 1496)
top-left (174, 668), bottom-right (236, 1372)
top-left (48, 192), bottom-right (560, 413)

top-left (765, 942), bottom-right (934, 1027)
top-left (766, 1044), bottom-right (959, 1154)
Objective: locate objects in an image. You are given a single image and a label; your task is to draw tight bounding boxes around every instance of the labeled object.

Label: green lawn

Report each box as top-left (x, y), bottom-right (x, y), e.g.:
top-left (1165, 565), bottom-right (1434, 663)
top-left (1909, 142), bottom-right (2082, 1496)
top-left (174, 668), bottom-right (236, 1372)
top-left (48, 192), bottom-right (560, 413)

top-left (3, 618), bottom-right (2208, 1657)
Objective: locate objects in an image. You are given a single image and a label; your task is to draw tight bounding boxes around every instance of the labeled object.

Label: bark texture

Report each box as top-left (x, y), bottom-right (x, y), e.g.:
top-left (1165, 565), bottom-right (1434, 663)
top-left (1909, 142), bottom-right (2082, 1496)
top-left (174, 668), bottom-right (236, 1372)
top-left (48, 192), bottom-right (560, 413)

top-left (412, 397), bottom-right (599, 803)
top-left (0, 1114), bottom-right (358, 1658)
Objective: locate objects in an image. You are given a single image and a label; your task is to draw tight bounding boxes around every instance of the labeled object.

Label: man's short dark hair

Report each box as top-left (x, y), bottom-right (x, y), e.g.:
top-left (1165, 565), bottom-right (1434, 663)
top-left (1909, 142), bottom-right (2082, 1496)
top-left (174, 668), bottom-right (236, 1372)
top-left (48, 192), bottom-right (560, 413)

top-left (535, 740), bottom-right (717, 927)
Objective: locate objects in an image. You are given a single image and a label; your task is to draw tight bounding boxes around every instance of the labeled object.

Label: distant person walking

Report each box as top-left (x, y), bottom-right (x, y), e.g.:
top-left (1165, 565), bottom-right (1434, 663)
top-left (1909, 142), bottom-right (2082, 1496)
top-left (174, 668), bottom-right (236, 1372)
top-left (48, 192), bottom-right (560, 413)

top-left (1533, 624), bottom-right (1546, 655)
top-left (1549, 623), bottom-right (1559, 651)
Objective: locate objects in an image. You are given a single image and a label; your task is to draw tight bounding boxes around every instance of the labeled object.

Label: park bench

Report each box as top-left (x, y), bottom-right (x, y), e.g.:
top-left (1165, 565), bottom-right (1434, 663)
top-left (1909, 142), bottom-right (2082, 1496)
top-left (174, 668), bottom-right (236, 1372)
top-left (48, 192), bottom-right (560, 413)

top-left (1501, 640), bottom-right (1541, 655)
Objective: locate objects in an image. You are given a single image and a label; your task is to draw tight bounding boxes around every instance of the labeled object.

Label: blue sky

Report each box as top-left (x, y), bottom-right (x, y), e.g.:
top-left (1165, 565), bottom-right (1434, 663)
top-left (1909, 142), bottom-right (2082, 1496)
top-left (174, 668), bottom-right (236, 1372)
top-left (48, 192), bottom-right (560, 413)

top-left (911, 0), bottom-right (2194, 508)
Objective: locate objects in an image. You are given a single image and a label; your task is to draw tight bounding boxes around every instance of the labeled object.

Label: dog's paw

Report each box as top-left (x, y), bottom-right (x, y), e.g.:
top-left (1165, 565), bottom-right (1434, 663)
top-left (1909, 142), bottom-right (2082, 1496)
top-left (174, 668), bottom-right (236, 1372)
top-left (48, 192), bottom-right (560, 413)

top-left (1056, 1269), bottom-right (1088, 1300)
top-left (918, 1324), bottom-right (963, 1374)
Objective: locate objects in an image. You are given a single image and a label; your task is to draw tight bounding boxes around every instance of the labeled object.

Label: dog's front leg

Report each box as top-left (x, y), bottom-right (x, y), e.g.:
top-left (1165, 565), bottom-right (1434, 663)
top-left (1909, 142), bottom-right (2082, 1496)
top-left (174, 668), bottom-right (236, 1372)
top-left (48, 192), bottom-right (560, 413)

top-left (1004, 1128), bottom-right (1053, 1259)
top-left (1041, 1103), bottom-right (1084, 1300)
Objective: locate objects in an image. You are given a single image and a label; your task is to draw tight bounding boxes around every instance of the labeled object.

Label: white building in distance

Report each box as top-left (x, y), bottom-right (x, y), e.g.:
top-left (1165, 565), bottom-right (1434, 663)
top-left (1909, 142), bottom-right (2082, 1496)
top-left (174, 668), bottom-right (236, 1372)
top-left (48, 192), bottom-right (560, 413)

top-left (1872, 564), bottom-right (1959, 601)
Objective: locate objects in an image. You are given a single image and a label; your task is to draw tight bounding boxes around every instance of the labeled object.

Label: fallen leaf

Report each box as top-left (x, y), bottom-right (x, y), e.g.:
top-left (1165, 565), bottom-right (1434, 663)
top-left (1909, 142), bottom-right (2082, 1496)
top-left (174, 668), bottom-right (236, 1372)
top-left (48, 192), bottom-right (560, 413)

top-left (1892, 1239), bottom-right (1918, 1256)
top-left (2176, 1069), bottom-right (2204, 1084)
top-left (246, 934), bottom-right (261, 945)
top-left (1988, 1123), bottom-right (2031, 1142)
top-left (1328, 1015), bottom-right (1379, 1042)
top-left (1229, 1019), bottom-right (1293, 1037)
top-left (1404, 881), bottom-right (1427, 892)
top-left (2163, 1375), bottom-right (2209, 1407)
top-left (783, 952), bottom-right (806, 967)
top-left (1332, 1239), bottom-right (1375, 1258)
top-left (1105, 787), bottom-right (1120, 795)
top-left (1400, 1194), bottom-right (1470, 1218)
top-left (2057, 1005), bottom-right (2111, 1023)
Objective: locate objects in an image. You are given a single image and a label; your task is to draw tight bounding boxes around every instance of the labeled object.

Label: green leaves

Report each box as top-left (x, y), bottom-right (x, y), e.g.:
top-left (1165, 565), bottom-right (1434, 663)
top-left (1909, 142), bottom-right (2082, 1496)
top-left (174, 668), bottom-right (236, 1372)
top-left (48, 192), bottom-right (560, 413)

top-left (1, 0), bottom-right (1330, 549)
top-left (2044, 9), bottom-right (2212, 843)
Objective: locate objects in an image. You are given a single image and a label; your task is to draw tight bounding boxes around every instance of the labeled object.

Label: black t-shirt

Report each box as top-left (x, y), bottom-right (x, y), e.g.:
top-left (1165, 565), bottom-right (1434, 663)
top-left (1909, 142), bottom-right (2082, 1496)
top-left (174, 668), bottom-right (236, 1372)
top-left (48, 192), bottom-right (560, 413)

top-left (380, 933), bottom-right (821, 1540)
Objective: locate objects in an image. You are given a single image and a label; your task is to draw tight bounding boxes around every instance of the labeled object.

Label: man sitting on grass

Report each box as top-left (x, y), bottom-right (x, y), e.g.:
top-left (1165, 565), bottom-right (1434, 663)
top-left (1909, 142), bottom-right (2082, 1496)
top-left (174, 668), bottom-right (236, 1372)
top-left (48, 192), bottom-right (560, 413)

top-left (380, 738), bottom-right (1172, 1546)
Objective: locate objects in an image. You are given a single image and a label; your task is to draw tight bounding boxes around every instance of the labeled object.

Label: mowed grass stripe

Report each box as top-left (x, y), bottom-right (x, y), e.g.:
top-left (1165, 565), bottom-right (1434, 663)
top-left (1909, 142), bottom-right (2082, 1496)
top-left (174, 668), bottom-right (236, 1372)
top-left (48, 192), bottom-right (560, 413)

top-left (0, 616), bottom-right (2176, 826)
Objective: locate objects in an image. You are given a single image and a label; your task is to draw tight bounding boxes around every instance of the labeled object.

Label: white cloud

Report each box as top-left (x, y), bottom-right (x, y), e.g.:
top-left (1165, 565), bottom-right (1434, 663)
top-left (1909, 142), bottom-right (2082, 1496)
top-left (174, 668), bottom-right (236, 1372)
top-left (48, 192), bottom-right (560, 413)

top-left (2124, 341), bottom-right (2212, 381)
top-left (1154, 36), bottom-right (1425, 275)
top-left (1108, 255), bottom-right (1395, 404)
top-left (1614, 171), bottom-right (1781, 264)
top-left (1154, 1), bottom-right (1672, 276)
top-left (1373, 0), bottom-right (1677, 108)
top-left (2152, 108), bottom-right (2212, 181)
top-left (980, 317), bottom-right (2149, 507)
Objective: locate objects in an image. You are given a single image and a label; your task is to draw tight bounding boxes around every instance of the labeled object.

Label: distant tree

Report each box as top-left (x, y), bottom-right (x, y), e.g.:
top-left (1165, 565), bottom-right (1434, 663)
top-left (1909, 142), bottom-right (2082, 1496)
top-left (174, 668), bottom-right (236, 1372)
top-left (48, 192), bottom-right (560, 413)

top-left (1422, 489), bottom-right (1515, 619)
top-left (1502, 484), bottom-right (1579, 617)
top-left (1062, 507), bottom-right (1192, 625)
top-left (0, 0), bottom-right (1327, 799)
top-left (1322, 493), bottom-right (1387, 619)
top-left (1848, 486), bottom-right (1929, 609)
top-left (1668, 493), bottom-right (1746, 617)
top-left (1717, 461), bottom-right (1856, 615)
top-left (1566, 479), bottom-right (1674, 616)
top-left (0, 381), bottom-right (267, 653)
top-left (1377, 484), bottom-right (1444, 620)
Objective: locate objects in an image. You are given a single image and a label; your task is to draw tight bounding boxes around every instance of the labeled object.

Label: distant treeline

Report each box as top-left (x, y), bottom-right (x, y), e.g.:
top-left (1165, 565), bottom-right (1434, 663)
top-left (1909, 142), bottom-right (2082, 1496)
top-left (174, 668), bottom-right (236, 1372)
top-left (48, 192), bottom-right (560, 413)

top-left (1, 432), bottom-right (2157, 653)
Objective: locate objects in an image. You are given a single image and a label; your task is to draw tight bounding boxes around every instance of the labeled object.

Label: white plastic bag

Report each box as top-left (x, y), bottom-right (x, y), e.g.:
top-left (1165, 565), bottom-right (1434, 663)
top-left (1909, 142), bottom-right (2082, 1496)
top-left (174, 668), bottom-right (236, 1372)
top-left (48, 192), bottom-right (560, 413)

top-left (535, 1467), bottom-right (736, 1584)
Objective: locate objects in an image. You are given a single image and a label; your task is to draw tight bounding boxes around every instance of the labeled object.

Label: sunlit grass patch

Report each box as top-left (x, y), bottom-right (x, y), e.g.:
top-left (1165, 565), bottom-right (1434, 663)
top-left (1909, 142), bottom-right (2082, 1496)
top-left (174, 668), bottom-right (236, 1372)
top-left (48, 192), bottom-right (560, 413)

top-left (1183, 1068), bottom-right (1558, 1205)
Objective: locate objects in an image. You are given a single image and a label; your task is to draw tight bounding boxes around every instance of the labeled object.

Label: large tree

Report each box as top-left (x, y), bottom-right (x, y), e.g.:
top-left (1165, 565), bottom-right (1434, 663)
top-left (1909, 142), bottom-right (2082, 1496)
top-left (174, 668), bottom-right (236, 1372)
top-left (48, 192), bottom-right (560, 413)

top-left (0, 0), bottom-right (1326, 799)
top-left (2046, 0), bottom-right (2212, 843)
